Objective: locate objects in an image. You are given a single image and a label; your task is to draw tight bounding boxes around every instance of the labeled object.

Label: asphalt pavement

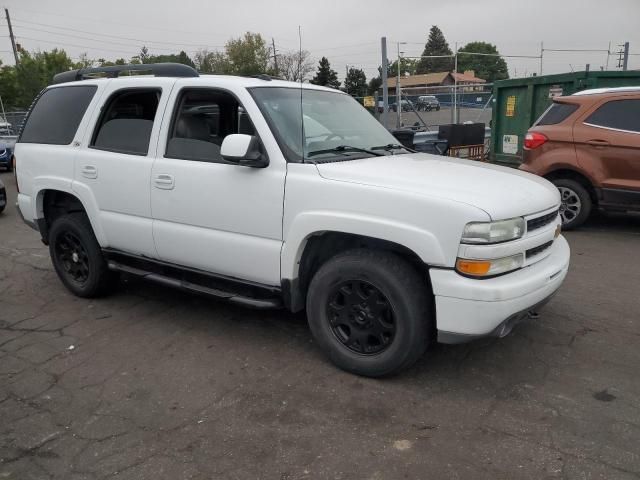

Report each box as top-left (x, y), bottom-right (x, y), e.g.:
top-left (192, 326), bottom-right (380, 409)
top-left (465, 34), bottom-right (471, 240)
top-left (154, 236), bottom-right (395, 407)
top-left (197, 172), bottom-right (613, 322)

top-left (1, 170), bottom-right (639, 479)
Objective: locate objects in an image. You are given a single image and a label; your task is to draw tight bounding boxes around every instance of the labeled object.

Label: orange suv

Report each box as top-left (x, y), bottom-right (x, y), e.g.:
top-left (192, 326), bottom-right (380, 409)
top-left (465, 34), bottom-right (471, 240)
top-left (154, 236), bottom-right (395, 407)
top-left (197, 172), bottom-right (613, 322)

top-left (520, 87), bottom-right (640, 229)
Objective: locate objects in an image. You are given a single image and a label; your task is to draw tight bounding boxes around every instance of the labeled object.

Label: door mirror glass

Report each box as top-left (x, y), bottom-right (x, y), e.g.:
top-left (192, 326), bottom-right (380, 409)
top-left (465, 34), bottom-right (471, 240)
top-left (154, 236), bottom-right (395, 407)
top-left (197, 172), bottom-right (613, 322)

top-left (220, 134), bottom-right (269, 168)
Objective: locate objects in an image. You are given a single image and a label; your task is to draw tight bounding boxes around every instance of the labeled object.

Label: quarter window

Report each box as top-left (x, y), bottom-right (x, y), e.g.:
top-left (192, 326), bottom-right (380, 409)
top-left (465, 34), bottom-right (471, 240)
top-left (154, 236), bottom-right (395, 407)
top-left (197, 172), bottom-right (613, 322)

top-left (585, 99), bottom-right (640, 133)
top-left (535, 102), bottom-right (578, 126)
top-left (19, 85), bottom-right (97, 145)
top-left (91, 89), bottom-right (160, 155)
top-left (165, 89), bottom-right (256, 163)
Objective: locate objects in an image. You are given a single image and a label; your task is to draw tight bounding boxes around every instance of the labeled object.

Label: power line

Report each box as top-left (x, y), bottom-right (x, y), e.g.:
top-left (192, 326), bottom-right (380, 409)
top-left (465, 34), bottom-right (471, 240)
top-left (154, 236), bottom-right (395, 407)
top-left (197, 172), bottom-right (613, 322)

top-left (14, 35), bottom-right (142, 56)
top-left (10, 18), bottom-right (225, 49)
top-left (6, 5), bottom-right (232, 39)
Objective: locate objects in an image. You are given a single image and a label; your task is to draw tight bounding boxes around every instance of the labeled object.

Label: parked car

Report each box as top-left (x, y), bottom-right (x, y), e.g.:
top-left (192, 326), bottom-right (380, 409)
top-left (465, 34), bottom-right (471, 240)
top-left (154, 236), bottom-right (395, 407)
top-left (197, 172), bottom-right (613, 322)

top-left (416, 95), bottom-right (441, 111)
top-left (521, 87), bottom-right (640, 229)
top-left (15, 63), bottom-right (569, 377)
top-left (390, 99), bottom-right (414, 112)
top-left (0, 136), bottom-right (16, 171)
top-left (0, 177), bottom-right (6, 214)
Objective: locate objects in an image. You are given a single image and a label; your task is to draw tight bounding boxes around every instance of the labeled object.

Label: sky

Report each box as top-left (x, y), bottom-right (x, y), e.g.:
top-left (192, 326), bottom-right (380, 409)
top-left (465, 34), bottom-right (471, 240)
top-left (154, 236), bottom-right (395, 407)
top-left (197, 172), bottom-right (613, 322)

top-left (2, 0), bottom-right (639, 82)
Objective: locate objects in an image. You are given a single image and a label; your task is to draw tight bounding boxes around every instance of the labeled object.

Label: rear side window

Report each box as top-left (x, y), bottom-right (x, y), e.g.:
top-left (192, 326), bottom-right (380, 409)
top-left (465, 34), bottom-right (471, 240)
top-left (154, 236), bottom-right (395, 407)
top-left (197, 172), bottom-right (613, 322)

top-left (535, 102), bottom-right (579, 126)
top-left (91, 89), bottom-right (160, 155)
top-left (585, 99), bottom-right (640, 133)
top-left (19, 86), bottom-right (97, 145)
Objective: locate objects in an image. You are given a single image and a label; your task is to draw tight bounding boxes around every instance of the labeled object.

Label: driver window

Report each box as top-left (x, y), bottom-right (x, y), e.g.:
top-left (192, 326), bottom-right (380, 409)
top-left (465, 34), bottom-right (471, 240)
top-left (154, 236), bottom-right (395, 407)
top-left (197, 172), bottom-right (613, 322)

top-left (166, 89), bottom-right (256, 162)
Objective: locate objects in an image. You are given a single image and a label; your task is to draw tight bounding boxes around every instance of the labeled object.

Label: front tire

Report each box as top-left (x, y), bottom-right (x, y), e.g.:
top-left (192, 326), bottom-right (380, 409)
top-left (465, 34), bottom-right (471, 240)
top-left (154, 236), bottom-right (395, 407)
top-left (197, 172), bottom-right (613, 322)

top-left (48, 213), bottom-right (117, 297)
top-left (306, 249), bottom-right (432, 377)
top-left (551, 178), bottom-right (592, 230)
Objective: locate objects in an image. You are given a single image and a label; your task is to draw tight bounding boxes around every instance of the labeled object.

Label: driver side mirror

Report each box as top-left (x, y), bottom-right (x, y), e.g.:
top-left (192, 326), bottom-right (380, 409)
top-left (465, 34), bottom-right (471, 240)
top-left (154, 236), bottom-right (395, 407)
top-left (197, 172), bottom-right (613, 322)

top-left (220, 134), bottom-right (269, 168)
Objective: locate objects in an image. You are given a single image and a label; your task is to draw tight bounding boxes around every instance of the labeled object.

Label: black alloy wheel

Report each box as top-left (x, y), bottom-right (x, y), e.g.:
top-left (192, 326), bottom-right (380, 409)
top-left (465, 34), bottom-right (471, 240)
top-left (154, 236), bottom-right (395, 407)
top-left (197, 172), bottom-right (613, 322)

top-left (54, 231), bottom-right (90, 285)
top-left (327, 279), bottom-right (396, 355)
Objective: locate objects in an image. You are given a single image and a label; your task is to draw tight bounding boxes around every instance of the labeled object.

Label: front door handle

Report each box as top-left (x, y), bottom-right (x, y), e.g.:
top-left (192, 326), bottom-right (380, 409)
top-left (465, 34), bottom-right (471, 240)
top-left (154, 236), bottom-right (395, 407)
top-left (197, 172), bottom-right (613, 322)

top-left (81, 165), bottom-right (98, 179)
top-left (586, 139), bottom-right (610, 147)
top-left (154, 174), bottom-right (175, 190)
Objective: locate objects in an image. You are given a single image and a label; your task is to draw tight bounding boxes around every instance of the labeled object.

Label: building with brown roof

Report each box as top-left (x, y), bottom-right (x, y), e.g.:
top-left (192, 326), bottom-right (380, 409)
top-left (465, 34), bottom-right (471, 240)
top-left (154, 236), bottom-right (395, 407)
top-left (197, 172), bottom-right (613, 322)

top-left (387, 70), bottom-right (486, 93)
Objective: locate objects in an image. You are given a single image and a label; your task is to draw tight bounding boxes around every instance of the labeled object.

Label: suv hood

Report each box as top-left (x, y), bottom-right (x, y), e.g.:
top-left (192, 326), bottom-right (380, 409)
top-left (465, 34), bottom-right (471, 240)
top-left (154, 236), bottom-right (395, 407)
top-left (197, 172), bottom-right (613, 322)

top-left (315, 153), bottom-right (560, 219)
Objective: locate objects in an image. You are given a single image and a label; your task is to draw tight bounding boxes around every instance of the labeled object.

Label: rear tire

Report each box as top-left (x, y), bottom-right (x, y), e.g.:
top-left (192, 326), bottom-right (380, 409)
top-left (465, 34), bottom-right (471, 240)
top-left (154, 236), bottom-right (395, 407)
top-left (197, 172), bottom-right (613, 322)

top-left (551, 178), bottom-right (592, 230)
top-left (48, 213), bottom-right (117, 297)
top-left (306, 249), bottom-right (432, 377)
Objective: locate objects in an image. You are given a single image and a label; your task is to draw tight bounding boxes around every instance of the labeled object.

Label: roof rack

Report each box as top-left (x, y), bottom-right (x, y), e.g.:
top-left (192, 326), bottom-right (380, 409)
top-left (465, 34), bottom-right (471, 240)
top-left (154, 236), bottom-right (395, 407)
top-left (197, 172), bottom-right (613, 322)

top-left (52, 63), bottom-right (199, 84)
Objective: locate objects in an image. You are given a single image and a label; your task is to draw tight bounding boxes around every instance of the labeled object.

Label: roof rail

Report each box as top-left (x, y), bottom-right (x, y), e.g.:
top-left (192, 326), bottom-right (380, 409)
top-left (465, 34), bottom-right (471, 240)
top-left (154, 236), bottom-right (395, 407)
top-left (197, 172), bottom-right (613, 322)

top-left (52, 63), bottom-right (199, 84)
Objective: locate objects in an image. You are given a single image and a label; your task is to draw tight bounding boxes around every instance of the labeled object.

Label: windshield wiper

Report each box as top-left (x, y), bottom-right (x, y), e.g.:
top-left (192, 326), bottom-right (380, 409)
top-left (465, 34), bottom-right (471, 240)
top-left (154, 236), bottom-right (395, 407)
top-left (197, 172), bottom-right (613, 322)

top-left (307, 145), bottom-right (384, 158)
top-left (371, 143), bottom-right (415, 154)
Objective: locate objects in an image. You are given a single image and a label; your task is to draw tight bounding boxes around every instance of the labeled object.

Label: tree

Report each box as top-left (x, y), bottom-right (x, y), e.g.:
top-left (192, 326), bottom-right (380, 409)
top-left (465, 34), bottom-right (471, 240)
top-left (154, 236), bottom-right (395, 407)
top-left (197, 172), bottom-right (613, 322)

top-left (457, 42), bottom-right (509, 82)
top-left (368, 69), bottom-right (382, 95)
top-left (310, 57), bottom-right (340, 89)
top-left (276, 50), bottom-right (313, 82)
top-left (195, 49), bottom-right (231, 74)
top-left (344, 68), bottom-right (367, 97)
top-left (146, 50), bottom-right (196, 68)
top-left (225, 32), bottom-right (270, 76)
top-left (14, 49), bottom-right (74, 108)
top-left (139, 46), bottom-right (150, 64)
top-left (388, 57), bottom-right (418, 77)
top-left (416, 25), bottom-right (453, 74)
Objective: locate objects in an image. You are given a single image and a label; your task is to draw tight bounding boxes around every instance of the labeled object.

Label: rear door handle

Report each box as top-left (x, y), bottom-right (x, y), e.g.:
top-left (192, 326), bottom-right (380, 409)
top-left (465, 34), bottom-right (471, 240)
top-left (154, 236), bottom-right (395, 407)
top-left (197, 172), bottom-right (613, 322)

top-left (154, 174), bottom-right (175, 190)
top-left (586, 139), bottom-right (610, 147)
top-left (81, 165), bottom-right (98, 179)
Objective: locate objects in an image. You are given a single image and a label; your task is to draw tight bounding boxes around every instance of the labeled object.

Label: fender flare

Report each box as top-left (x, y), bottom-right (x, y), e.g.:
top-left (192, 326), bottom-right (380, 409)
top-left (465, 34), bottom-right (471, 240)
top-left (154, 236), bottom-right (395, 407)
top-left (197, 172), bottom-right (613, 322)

top-left (281, 210), bottom-right (446, 281)
top-left (33, 179), bottom-right (107, 246)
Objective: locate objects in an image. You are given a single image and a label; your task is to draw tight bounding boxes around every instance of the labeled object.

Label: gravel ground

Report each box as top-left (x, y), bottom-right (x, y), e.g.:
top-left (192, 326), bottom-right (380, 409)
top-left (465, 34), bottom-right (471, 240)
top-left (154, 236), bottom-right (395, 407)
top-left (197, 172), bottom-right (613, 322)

top-left (1, 170), bottom-right (639, 480)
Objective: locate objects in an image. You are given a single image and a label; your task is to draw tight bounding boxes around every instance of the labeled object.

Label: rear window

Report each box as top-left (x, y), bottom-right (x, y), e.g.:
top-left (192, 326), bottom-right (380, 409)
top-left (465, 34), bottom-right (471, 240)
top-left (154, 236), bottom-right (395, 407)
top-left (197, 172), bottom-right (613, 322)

top-left (19, 86), bottom-right (97, 145)
top-left (585, 99), bottom-right (640, 133)
top-left (535, 102), bottom-right (579, 126)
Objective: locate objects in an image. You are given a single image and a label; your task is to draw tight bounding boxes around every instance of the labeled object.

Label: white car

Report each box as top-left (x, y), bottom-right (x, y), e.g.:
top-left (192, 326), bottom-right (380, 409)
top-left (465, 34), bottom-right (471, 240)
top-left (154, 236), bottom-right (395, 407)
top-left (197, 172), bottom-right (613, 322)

top-left (14, 63), bottom-right (570, 376)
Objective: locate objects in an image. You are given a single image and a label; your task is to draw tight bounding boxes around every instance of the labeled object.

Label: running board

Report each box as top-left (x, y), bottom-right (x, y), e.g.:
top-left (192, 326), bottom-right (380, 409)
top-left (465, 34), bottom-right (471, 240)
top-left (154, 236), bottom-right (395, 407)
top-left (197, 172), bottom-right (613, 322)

top-left (107, 260), bottom-right (282, 309)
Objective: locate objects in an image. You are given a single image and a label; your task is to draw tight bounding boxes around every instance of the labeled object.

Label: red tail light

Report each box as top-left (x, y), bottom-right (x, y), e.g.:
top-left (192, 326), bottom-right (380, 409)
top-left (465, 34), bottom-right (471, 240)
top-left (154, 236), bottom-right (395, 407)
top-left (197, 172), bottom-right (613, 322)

top-left (524, 132), bottom-right (548, 150)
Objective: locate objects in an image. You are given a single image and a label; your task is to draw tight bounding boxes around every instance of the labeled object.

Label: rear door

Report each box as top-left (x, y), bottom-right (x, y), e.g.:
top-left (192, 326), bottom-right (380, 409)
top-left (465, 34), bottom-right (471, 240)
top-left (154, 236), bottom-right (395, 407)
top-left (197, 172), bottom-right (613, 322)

top-left (574, 95), bottom-right (640, 206)
top-left (73, 79), bottom-right (175, 257)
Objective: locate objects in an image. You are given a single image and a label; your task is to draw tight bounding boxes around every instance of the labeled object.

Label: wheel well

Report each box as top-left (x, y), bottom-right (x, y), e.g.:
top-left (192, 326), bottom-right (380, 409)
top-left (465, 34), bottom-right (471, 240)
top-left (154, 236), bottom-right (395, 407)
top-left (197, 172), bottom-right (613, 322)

top-left (285, 232), bottom-right (431, 313)
top-left (544, 169), bottom-right (598, 204)
top-left (40, 190), bottom-right (87, 244)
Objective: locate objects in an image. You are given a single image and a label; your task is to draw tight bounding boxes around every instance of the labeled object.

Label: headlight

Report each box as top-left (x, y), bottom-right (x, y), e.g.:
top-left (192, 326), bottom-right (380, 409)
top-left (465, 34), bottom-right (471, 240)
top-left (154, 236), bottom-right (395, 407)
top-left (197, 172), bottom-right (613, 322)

top-left (456, 253), bottom-right (524, 278)
top-left (461, 217), bottom-right (525, 244)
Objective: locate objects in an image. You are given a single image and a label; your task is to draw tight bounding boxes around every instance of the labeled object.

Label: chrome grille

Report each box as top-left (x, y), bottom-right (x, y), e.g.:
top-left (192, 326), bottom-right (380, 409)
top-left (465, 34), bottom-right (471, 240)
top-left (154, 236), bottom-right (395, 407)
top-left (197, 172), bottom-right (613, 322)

top-left (527, 210), bottom-right (559, 232)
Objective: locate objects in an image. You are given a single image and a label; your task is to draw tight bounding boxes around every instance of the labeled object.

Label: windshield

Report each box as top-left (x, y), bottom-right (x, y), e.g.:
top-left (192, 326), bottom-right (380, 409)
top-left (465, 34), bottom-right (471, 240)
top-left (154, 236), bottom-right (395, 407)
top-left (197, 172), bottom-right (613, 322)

top-left (249, 87), bottom-right (402, 162)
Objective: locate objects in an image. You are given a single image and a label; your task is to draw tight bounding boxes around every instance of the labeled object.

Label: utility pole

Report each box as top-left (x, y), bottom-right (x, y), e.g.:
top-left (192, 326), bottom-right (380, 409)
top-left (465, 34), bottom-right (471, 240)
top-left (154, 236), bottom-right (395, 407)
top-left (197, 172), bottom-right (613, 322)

top-left (623, 42), bottom-right (629, 71)
top-left (539, 41), bottom-right (544, 76)
top-left (381, 37), bottom-right (389, 128)
top-left (605, 41), bottom-right (611, 70)
top-left (452, 42), bottom-right (458, 124)
top-left (5, 9), bottom-right (19, 66)
top-left (271, 38), bottom-right (279, 76)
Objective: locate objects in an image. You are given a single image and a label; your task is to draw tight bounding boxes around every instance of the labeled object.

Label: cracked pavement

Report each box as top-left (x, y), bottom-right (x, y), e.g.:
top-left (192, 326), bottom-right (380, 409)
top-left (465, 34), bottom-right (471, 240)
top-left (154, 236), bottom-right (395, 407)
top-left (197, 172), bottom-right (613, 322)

top-left (1, 171), bottom-right (639, 479)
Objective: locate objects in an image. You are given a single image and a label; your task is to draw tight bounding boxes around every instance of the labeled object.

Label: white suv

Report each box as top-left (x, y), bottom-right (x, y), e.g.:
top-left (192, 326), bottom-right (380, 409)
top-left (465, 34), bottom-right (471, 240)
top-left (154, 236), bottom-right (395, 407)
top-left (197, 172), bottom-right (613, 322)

top-left (14, 63), bottom-right (570, 376)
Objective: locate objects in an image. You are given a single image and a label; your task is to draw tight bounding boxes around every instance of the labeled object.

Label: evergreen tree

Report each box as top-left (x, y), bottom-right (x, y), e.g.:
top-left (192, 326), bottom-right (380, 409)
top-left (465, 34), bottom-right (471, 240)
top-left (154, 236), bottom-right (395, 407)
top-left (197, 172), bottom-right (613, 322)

top-left (457, 42), bottom-right (509, 82)
top-left (344, 68), bottom-right (367, 97)
top-left (416, 26), bottom-right (453, 74)
top-left (310, 57), bottom-right (340, 89)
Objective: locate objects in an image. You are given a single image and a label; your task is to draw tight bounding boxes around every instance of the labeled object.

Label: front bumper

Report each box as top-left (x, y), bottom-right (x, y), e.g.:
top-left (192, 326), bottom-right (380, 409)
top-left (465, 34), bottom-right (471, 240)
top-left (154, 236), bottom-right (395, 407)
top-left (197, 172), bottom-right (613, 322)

top-left (430, 235), bottom-right (570, 343)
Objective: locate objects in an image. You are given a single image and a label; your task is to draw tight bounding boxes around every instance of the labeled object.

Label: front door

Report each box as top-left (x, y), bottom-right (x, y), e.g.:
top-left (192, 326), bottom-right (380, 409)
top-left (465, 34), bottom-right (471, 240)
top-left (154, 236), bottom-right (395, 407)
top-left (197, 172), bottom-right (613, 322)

top-left (150, 84), bottom-right (286, 286)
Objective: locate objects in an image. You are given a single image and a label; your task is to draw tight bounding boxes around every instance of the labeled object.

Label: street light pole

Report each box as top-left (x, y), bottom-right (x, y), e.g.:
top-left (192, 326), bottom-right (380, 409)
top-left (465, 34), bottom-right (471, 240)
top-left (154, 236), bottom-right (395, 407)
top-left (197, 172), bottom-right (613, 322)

top-left (396, 42), bottom-right (401, 128)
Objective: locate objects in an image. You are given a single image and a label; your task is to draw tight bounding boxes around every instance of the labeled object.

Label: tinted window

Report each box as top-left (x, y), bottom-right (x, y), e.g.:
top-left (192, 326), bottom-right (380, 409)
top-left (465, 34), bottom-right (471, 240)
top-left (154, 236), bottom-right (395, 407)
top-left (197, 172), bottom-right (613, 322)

top-left (585, 99), bottom-right (640, 132)
top-left (19, 86), bottom-right (97, 145)
top-left (535, 102), bottom-right (579, 126)
top-left (92, 89), bottom-right (160, 155)
top-left (165, 89), bottom-right (256, 163)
